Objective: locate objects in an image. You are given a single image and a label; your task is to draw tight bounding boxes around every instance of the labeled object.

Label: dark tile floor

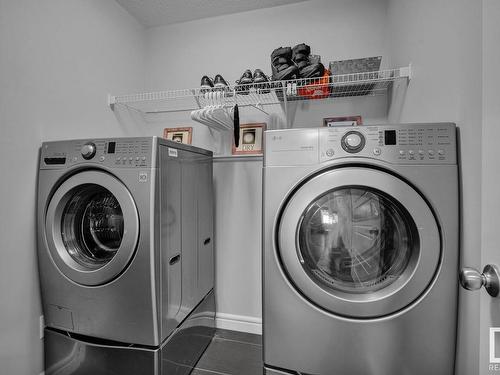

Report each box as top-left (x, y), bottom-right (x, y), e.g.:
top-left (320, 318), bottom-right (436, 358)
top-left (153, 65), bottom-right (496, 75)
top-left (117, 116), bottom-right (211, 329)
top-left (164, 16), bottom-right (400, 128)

top-left (192, 329), bottom-right (263, 375)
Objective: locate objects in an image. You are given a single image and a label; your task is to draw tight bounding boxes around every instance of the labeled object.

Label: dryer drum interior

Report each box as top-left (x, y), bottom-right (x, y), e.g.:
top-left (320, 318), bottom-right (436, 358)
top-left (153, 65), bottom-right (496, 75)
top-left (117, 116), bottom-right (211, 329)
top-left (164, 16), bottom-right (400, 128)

top-left (298, 187), bottom-right (417, 295)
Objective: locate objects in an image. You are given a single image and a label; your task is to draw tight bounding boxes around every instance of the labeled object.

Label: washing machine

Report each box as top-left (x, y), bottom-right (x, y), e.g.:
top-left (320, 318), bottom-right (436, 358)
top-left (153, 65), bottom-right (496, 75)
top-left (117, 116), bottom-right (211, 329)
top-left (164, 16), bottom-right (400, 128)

top-left (37, 137), bottom-right (215, 374)
top-left (263, 123), bottom-right (459, 375)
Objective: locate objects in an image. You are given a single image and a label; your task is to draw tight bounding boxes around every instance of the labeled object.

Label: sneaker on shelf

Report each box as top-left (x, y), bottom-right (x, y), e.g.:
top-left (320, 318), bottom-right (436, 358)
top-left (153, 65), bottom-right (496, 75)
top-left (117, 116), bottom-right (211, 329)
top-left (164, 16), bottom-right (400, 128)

top-left (214, 74), bottom-right (229, 90)
top-left (253, 69), bottom-right (271, 94)
top-left (235, 69), bottom-right (253, 95)
top-left (271, 46), bottom-right (299, 81)
top-left (200, 75), bottom-right (214, 93)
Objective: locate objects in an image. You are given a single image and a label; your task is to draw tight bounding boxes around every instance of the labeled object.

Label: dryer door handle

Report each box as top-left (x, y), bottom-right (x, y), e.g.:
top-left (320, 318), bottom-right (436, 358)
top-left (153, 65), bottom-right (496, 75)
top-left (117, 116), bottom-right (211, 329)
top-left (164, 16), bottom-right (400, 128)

top-left (460, 264), bottom-right (500, 297)
top-left (169, 253), bottom-right (181, 266)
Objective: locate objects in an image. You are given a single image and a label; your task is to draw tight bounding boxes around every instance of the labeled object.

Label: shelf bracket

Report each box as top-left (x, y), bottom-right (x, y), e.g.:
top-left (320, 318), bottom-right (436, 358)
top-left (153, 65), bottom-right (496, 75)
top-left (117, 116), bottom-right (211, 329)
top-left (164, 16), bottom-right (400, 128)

top-left (107, 94), bottom-right (116, 110)
top-left (400, 64), bottom-right (412, 81)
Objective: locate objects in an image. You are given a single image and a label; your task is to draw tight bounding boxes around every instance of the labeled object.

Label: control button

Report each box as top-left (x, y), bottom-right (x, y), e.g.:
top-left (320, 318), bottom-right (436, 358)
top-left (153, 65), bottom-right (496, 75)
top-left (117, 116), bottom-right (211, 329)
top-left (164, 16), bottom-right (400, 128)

top-left (438, 149), bottom-right (445, 155)
top-left (129, 157), bottom-right (133, 161)
top-left (345, 133), bottom-right (362, 148)
top-left (399, 150), bottom-right (405, 155)
top-left (418, 150), bottom-right (425, 155)
top-left (341, 131), bottom-right (366, 153)
top-left (326, 148), bottom-right (335, 157)
top-left (81, 142), bottom-right (96, 160)
top-left (136, 157), bottom-right (140, 161)
top-left (117, 157), bottom-right (121, 161)
top-left (408, 150), bottom-right (415, 156)
top-left (142, 156), bottom-right (146, 161)
top-left (428, 150), bottom-right (435, 156)
top-left (99, 156), bottom-right (105, 162)
top-left (373, 148), bottom-right (381, 156)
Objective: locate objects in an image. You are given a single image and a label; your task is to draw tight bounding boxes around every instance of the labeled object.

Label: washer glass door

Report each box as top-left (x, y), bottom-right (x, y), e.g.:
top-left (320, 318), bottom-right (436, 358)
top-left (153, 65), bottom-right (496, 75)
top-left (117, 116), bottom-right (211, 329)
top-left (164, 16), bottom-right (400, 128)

top-left (278, 167), bottom-right (440, 318)
top-left (61, 184), bottom-right (124, 269)
top-left (45, 170), bottom-right (139, 286)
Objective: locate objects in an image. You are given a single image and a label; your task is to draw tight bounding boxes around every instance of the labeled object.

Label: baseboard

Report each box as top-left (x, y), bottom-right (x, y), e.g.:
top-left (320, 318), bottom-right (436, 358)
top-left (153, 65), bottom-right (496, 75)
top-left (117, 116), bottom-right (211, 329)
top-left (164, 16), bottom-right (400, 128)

top-left (215, 313), bottom-right (262, 335)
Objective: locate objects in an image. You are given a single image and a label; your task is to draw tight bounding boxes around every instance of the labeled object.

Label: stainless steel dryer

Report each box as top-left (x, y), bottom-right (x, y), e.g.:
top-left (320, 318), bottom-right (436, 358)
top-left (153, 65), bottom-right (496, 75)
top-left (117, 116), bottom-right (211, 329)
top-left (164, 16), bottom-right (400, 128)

top-left (263, 124), bottom-right (459, 375)
top-left (37, 137), bottom-right (215, 374)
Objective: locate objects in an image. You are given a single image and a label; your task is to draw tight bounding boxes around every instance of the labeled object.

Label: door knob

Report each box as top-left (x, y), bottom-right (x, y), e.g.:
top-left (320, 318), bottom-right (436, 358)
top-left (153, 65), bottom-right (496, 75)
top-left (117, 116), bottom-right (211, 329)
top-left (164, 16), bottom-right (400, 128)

top-left (459, 264), bottom-right (500, 297)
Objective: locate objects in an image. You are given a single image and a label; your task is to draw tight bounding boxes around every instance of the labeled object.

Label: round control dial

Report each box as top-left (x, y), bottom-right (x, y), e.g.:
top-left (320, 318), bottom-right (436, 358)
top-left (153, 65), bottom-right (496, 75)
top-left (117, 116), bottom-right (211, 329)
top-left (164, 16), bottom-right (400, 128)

top-left (81, 142), bottom-right (96, 160)
top-left (341, 131), bottom-right (366, 153)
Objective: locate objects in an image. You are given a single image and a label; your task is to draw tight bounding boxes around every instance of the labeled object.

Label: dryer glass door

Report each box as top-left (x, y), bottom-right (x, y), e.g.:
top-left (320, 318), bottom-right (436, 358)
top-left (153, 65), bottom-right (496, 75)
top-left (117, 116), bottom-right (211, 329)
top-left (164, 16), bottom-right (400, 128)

top-left (298, 187), bottom-right (414, 295)
top-left (278, 167), bottom-right (440, 318)
top-left (45, 170), bottom-right (139, 286)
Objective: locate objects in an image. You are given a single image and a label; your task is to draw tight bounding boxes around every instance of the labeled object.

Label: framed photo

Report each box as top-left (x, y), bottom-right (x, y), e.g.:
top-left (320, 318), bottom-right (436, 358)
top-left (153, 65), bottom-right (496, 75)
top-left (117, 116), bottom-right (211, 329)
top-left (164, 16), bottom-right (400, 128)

top-left (323, 116), bottom-right (363, 127)
top-left (232, 123), bottom-right (266, 155)
top-left (163, 127), bottom-right (192, 145)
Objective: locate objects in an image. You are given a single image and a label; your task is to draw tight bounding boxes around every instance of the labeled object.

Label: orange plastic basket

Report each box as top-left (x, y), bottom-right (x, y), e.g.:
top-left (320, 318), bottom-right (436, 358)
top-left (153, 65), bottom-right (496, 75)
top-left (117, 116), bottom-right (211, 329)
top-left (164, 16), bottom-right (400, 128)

top-left (297, 69), bottom-right (331, 99)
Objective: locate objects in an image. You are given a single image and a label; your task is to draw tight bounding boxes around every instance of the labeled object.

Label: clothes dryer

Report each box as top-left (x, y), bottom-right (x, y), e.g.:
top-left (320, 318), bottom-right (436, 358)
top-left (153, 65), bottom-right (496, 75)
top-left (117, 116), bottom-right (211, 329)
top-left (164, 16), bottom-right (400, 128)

top-left (263, 124), bottom-right (459, 375)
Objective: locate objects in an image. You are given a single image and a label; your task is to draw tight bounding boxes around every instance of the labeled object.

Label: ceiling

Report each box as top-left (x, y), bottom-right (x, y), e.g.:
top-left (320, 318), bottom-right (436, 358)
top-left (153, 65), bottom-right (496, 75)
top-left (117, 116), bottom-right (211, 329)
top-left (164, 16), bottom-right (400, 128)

top-left (115, 0), bottom-right (309, 28)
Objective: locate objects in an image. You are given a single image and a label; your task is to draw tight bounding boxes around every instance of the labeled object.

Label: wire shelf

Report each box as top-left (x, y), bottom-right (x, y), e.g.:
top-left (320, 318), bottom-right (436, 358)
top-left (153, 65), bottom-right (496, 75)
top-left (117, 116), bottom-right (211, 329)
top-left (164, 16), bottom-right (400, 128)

top-left (109, 66), bottom-right (411, 115)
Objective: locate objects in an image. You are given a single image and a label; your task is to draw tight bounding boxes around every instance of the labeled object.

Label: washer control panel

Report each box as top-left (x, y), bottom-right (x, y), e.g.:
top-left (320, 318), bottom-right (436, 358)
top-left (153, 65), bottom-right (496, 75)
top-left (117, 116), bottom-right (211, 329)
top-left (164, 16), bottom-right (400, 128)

top-left (265, 123), bottom-right (457, 166)
top-left (40, 138), bottom-right (154, 169)
top-left (319, 124), bottom-right (456, 164)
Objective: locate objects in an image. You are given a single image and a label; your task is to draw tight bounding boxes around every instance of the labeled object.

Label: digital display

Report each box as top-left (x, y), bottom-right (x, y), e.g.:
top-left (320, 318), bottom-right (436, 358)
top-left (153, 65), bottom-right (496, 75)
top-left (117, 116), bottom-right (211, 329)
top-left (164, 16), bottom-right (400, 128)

top-left (107, 142), bottom-right (116, 154)
top-left (384, 130), bottom-right (397, 145)
top-left (44, 157), bottom-right (66, 165)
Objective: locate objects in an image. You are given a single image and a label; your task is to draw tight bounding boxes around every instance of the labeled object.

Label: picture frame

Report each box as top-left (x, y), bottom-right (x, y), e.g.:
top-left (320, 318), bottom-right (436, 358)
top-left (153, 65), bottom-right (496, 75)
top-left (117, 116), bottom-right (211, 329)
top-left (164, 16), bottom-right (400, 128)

top-left (323, 116), bottom-right (363, 127)
top-left (163, 127), bottom-right (193, 145)
top-left (232, 123), bottom-right (266, 155)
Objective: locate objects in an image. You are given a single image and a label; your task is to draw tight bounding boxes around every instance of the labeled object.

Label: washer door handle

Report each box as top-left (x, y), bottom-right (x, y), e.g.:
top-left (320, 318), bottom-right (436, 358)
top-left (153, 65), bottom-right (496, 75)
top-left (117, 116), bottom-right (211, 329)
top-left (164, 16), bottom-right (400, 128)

top-left (169, 253), bottom-right (181, 266)
top-left (460, 264), bottom-right (500, 297)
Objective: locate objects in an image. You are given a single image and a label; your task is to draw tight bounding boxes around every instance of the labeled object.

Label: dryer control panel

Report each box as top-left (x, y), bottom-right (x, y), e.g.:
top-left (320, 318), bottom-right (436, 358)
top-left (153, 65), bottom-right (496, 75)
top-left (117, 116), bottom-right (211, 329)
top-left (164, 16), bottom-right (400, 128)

top-left (265, 123), bottom-right (457, 166)
top-left (40, 137), bottom-right (154, 169)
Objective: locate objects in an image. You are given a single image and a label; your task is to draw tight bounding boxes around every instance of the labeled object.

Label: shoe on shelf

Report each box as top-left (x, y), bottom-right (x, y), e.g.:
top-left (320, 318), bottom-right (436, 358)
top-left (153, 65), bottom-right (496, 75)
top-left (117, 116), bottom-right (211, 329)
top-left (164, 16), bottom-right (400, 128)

top-left (200, 75), bottom-right (214, 93)
top-left (271, 46), bottom-right (299, 81)
top-left (292, 43), bottom-right (311, 74)
top-left (272, 46), bottom-right (292, 60)
top-left (291, 43), bottom-right (325, 79)
top-left (235, 69), bottom-right (253, 95)
top-left (300, 62), bottom-right (326, 79)
top-left (253, 69), bottom-right (270, 93)
top-left (292, 43), bottom-right (311, 58)
top-left (214, 74), bottom-right (229, 90)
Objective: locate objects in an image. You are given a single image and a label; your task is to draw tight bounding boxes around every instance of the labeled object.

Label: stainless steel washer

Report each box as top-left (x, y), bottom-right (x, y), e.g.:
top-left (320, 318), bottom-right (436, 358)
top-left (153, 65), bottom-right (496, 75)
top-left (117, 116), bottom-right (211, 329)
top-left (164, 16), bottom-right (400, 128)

top-left (37, 137), bottom-right (215, 374)
top-left (263, 124), bottom-right (459, 375)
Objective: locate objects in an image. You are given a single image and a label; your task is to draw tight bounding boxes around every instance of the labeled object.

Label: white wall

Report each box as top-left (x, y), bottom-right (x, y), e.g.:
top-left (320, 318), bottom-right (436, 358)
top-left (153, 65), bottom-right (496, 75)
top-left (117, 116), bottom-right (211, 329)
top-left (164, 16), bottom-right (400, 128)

top-left (145, 0), bottom-right (390, 90)
top-left (0, 1), bottom-right (144, 373)
top-left (143, 0), bottom-right (391, 330)
top-left (386, 1), bottom-right (483, 374)
top-left (213, 158), bottom-right (263, 333)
